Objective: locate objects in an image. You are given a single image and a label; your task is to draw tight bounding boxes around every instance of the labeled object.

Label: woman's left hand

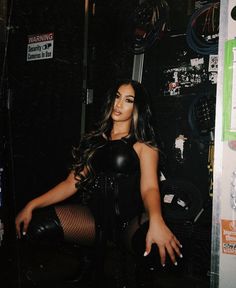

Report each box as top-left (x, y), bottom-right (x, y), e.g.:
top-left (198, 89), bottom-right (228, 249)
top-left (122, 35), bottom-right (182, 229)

top-left (144, 218), bottom-right (183, 266)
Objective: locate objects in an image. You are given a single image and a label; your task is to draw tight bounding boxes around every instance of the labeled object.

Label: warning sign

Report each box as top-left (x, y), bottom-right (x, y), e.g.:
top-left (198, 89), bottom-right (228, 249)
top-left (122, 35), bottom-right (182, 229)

top-left (27, 32), bottom-right (54, 62)
top-left (221, 219), bottom-right (236, 255)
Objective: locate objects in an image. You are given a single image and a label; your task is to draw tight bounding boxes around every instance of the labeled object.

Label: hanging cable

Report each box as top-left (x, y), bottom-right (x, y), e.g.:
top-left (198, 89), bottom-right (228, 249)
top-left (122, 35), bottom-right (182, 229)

top-left (129, 0), bottom-right (170, 54)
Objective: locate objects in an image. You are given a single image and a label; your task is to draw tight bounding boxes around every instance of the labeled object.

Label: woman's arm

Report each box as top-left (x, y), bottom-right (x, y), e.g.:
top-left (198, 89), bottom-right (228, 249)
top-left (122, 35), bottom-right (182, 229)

top-left (26, 171), bottom-right (78, 210)
top-left (135, 143), bottom-right (182, 266)
top-left (15, 171), bottom-right (79, 238)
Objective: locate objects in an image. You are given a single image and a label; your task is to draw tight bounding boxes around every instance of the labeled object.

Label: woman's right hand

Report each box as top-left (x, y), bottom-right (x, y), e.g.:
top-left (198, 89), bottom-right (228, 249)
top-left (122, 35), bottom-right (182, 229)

top-left (15, 204), bottom-right (34, 239)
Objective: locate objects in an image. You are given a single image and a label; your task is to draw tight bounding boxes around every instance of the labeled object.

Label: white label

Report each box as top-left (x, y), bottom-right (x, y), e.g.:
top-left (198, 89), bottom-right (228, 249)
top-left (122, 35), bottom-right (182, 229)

top-left (163, 194), bottom-right (174, 204)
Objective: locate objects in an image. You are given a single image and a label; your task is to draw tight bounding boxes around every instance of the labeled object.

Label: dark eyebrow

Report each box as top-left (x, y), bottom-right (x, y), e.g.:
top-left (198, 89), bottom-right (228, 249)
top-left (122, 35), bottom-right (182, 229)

top-left (116, 91), bottom-right (135, 98)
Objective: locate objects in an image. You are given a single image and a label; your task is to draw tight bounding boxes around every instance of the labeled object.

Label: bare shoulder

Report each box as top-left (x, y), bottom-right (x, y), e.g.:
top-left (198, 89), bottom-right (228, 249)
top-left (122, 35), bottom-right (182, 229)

top-left (133, 142), bottom-right (158, 159)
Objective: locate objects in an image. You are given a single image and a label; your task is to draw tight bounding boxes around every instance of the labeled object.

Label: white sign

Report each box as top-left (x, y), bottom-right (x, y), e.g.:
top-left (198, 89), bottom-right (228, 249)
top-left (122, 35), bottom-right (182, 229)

top-left (27, 32), bottom-right (54, 62)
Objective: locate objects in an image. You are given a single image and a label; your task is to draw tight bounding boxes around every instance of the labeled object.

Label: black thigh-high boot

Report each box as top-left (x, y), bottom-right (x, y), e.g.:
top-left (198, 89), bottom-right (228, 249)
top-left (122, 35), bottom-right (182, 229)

top-left (18, 206), bottom-right (81, 286)
top-left (25, 205), bottom-right (64, 242)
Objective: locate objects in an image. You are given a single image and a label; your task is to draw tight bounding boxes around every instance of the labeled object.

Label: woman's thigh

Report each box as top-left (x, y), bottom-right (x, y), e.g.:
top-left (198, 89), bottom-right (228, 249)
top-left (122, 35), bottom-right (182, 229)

top-left (55, 204), bottom-right (96, 245)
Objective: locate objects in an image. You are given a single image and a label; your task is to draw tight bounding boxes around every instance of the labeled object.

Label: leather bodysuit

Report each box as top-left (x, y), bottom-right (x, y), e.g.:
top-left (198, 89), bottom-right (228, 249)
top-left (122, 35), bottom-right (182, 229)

top-left (25, 136), bottom-right (144, 245)
top-left (89, 136), bottom-right (143, 241)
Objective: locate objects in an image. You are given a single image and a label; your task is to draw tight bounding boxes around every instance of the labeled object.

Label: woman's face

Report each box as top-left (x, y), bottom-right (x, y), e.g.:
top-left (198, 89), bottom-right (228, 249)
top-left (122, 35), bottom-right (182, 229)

top-left (111, 84), bottom-right (135, 122)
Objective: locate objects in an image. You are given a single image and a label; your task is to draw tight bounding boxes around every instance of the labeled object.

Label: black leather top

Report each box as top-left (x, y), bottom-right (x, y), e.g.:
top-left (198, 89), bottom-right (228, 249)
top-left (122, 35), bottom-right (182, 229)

top-left (89, 136), bottom-right (143, 232)
top-left (91, 136), bottom-right (140, 175)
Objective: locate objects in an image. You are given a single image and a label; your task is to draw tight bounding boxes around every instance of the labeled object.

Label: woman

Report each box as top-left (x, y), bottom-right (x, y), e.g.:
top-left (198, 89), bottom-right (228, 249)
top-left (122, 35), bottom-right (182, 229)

top-left (15, 79), bottom-right (182, 280)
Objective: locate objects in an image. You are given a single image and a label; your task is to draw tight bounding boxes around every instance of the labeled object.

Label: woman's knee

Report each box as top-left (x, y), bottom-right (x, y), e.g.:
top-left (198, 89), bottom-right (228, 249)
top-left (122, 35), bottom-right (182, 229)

top-left (25, 206), bottom-right (64, 242)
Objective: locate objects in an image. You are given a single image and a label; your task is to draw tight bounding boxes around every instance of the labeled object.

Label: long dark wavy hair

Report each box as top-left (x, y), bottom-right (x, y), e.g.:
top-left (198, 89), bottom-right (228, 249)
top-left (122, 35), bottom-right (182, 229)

top-left (71, 79), bottom-right (159, 190)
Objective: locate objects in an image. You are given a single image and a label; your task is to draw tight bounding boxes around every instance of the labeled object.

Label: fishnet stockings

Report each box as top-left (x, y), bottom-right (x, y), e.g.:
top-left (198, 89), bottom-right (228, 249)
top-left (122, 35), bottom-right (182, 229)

top-left (55, 204), bottom-right (96, 246)
top-left (55, 204), bottom-right (148, 254)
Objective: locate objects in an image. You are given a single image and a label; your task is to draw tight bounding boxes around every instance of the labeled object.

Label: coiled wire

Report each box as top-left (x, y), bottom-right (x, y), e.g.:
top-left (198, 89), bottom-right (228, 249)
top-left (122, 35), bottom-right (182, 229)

top-left (186, 2), bottom-right (220, 55)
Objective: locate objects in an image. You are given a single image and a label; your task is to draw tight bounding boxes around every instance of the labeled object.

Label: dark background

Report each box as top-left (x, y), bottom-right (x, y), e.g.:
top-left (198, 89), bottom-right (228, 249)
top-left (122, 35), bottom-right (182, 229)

top-left (0, 0), bottom-right (218, 287)
top-left (3, 0), bottom-right (216, 210)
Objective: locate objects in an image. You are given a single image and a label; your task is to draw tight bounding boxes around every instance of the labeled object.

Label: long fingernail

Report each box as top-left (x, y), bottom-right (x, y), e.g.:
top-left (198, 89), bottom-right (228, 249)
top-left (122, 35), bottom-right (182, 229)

top-left (174, 261), bottom-right (178, 266)
top-left (22, 231), bottom-right (26, 236)
top-left (180, 254), bottom-right (183, 258)
top-left (162, 263), bottom-right (166, 267)
top-left (143, 251), bottom-right (148, 257)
